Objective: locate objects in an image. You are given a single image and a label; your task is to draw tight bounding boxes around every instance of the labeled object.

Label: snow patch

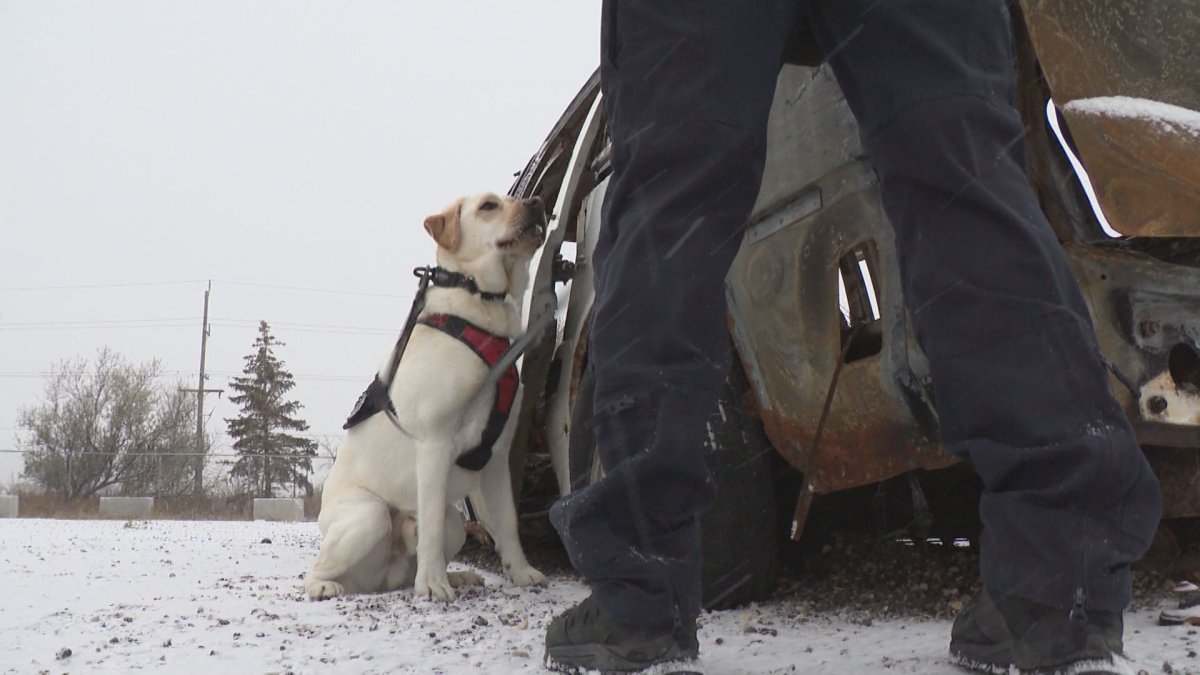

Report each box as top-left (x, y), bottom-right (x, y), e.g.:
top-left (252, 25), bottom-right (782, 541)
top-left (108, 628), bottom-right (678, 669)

top-left (1064, 95), bottom-right (1200, 139)
top-left (0, 519), bottom-right (1193, 674)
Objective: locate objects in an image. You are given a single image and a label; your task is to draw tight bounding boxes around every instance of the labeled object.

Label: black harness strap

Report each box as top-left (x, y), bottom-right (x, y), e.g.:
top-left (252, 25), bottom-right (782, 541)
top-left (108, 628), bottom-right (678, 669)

top-left (344, 375), bottom-right (392, 430)
top-left (423, 267), bottom-right (508, 303)
top-left (343, 267), bottom-right (439, 432)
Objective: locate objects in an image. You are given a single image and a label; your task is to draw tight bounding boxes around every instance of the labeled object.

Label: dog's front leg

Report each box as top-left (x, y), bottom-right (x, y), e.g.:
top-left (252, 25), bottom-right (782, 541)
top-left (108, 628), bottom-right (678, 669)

top-left (476, 451), bottom-right (546, 588)
top-left (413, 439), bottom-right (457, 601)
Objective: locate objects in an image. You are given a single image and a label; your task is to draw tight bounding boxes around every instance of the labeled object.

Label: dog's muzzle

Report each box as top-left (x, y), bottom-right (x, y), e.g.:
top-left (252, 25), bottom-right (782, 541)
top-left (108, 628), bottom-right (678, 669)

top-left (501, 197), bottom-right (547, 249)
top-left (522, 219), bottom-right (547, 247)
top-left (523, 196), bottom-right (548, 246)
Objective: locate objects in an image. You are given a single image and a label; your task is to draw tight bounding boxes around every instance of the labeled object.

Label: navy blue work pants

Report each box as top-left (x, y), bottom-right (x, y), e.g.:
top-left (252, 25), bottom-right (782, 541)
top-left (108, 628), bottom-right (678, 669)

top-left (550, 0), bottom-right (1162, 631)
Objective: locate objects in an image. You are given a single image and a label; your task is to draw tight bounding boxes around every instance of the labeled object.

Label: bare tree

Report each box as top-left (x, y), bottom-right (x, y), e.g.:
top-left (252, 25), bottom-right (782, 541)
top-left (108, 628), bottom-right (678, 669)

top-left (313, 434), bottom-right (341, 462)
top-left (119, 385), bottom-right (208, 497)
top-left (19, 348), bottom-right (205, 500)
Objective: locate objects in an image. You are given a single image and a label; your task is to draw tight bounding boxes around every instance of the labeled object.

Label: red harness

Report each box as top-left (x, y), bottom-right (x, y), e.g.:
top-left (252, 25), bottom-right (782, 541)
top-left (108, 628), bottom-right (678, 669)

top-left (342, 313), bottom-right (518, 471)
top-left (417, 313), bottom-right (519, 471)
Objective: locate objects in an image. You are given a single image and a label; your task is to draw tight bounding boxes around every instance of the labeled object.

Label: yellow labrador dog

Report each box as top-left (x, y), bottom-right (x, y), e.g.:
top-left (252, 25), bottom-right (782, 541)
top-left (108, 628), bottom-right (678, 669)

top-left (305, 193), bottom-right (548, 601)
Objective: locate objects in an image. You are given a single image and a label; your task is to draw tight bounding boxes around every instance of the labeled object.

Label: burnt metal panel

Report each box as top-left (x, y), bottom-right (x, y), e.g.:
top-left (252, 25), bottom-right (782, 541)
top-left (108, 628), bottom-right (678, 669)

top-left (1065, 244), bottom-right (1200, 450)
top-left (749, 66), bottom-right (865, 221)
top-left (729, 164), bottom-right (953, 496)
top-left (729, 64), bottom-right (951, 498)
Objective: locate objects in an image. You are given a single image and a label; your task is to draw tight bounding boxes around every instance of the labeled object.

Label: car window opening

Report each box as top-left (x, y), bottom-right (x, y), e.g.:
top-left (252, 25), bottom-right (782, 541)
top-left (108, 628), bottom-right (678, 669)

top-left (837, 244), bottom-right (883, 363)
top-left (1045, 98), bottom-right (1124, 239)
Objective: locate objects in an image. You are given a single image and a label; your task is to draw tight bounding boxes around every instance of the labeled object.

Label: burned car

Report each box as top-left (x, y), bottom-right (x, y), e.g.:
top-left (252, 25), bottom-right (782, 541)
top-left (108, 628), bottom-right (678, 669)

top-left (503, 1), bottom-right (1200, 610)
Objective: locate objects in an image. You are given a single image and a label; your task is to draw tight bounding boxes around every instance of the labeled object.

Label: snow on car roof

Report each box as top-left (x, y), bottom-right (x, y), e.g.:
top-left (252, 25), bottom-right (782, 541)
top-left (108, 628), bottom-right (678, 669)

top-left (1065, 95), bottom-right (1200, 139)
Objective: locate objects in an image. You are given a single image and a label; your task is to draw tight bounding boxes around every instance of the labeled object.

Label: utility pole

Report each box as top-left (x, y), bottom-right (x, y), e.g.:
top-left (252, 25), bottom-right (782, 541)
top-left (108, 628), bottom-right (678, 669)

top-left (181, 281), bottom-right (222, 496)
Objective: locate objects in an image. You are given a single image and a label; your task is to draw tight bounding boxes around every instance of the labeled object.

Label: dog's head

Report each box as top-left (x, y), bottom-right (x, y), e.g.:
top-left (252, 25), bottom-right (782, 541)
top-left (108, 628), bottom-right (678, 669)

top-left (423, 193), bottom-right (547, 263)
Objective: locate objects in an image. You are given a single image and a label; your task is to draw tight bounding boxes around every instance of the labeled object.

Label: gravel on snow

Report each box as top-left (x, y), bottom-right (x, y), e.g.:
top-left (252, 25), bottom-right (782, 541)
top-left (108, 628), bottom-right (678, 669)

top-left (2, 519), bottom-right (1197, 674)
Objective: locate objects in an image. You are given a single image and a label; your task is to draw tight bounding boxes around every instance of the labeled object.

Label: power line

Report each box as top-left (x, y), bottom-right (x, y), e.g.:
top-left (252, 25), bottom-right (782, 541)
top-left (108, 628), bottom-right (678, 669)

top-left (218, 318), bottom-right (400, 332)
top-left (213, 279), bottom-right (410, 299)
top-left (0, 318), bottom-right (197, 330)
top-left (192, 369), bottom-right (367, 381)
top-left (0, 280), bottom-right (207, 292)
top-left (0, 317), bottom-right (400, 335)
top-left (0, 370), bottom-right (366, 382)
top-left (0, 448), bottom-right (335, 460)
top-left (209, 319), bottom-right (396, 336)
top-left (201, 370), bottom-right (367, 382)
top-left (0, 318), bottom-right (195, 325)
top-left (0, 278), bottom-right (411, 300)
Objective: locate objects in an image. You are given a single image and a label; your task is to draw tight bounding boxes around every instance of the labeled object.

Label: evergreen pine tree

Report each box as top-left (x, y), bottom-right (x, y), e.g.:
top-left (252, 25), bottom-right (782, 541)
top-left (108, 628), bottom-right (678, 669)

top-left (226, 321), bottom-right (317, 498)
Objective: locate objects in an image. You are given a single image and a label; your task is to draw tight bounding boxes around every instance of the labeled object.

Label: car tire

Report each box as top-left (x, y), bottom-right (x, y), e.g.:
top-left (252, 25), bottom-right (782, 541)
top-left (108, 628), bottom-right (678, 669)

top-left (567, 351), bottom-right (779, 610)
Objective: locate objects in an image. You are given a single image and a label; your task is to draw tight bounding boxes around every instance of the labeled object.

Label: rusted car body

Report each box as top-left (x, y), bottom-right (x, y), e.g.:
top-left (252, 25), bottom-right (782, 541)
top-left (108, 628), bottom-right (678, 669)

top-left (505, 1), bottom-right (1200, 547)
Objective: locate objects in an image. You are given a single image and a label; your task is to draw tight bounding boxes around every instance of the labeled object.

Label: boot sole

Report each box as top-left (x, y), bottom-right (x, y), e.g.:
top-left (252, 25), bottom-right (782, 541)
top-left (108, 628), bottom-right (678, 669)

top-left (545, 641), bottom-right (701, 674)
top-left (951, 648), bottom-right (1137, 675)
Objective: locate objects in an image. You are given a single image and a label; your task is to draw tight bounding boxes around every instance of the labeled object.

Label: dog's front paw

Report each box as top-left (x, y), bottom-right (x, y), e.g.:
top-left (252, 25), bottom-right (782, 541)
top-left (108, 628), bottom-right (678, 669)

top-left (415, 569), bottom-right (456, 601)
top-left (305, 578), bottom-right (345, 601)
top-left (448, 570), bottom-right (485, 588)
top-left (506, 564), bottom-right (546, 587)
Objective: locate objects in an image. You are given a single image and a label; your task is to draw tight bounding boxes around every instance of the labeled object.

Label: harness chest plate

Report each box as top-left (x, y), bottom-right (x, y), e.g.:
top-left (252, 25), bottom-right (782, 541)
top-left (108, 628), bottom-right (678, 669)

top-left (343, 313), bottom-right (519, 471)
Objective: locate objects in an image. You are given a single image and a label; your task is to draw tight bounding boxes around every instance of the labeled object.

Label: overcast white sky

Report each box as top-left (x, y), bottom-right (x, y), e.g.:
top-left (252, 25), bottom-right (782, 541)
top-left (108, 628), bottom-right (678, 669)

top-left (0, 1), bottom-right (601, 486)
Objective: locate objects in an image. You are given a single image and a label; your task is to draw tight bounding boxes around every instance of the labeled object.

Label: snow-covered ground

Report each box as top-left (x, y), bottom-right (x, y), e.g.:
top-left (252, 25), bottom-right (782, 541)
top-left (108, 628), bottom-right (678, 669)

top-left (2, 519), bottom-right (1196, 674)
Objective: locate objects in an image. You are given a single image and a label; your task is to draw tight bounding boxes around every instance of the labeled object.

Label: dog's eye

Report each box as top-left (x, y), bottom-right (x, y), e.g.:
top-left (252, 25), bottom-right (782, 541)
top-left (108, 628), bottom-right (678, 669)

top-left (479, 201), bottom-right (500, 212)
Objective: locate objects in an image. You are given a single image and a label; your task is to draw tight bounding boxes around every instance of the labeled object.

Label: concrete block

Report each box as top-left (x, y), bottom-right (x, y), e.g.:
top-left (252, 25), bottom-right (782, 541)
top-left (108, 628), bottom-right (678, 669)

top-left (99, 496), bottom-right (154, 519)
top-left (0, 495), bottom-right (17, 518)
top-left (253, 498), bottom-right (305, 522)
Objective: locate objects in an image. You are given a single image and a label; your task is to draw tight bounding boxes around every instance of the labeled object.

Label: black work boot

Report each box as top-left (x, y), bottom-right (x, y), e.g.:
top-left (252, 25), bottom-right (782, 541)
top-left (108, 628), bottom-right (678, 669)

top-left (950, 588), bottom-right (1133, 674)
top-left (544, 595), bottom-right (701, 674)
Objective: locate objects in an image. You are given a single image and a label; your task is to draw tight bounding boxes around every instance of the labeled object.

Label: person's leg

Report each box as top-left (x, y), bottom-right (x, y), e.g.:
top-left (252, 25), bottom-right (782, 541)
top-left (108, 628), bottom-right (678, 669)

top-left (549, 0), bottom-right (799, 633)
top-left (806, 0), bottom-right (1160, 660)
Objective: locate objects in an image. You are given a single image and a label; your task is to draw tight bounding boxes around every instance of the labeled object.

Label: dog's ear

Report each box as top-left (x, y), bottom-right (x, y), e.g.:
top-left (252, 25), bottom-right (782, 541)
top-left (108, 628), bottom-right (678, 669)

top-left (423, 200), bottom-right (462, 252)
